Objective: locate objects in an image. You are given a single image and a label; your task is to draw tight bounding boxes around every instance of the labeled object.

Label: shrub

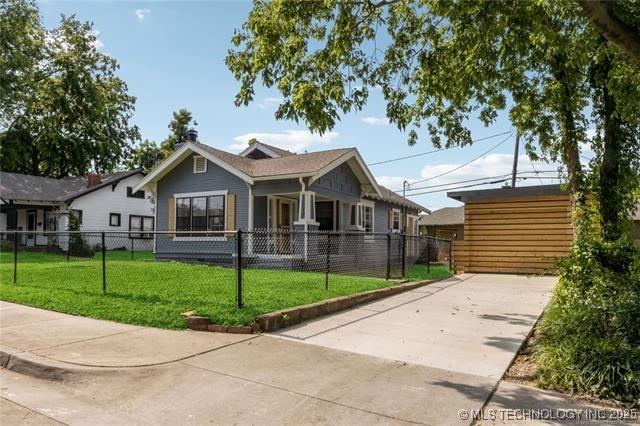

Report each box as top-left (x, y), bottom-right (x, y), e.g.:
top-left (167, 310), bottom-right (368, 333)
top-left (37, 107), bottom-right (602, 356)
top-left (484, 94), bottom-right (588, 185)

top-left (535, 237), bottom-right (640, 402)
top-left (67, 214), bottom-right (94, 258)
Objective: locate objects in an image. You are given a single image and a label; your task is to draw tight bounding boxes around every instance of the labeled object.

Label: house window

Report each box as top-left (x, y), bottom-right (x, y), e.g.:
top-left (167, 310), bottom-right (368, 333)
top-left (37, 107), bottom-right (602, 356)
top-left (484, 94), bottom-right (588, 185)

top-left (350, 205), bottom-right (357, 227)
top-left (175, 193), bottom-right (226, 233)
top-left (176, 198), bottom-right (192, 231)
top-left (193, 156), bottom-right (207, 173)
top-left (392, 209), bottom-right (401, 232)
top-left (360, 205), bottom-right (373, 233)
top-left (129, 215), bottom-right (154, 239)
top-left (207, 195), bottom-right (225, 231)
top-left (44, 211), bottom-right (57, 232)
top-left (109, 213), bottom-right (121, 227)
top-left (127, 186), bottom-right (145, 199)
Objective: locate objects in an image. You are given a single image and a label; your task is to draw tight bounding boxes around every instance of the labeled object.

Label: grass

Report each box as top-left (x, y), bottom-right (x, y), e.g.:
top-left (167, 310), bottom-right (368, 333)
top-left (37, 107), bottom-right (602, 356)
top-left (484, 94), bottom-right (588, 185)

top-left (0, 249), bottom-right (452, 329)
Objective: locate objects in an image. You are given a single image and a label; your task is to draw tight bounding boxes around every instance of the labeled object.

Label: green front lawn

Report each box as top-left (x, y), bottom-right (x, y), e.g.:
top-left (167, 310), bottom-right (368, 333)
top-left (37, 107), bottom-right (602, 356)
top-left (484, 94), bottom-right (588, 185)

top-left (0, 250), bottom-right (452, 329)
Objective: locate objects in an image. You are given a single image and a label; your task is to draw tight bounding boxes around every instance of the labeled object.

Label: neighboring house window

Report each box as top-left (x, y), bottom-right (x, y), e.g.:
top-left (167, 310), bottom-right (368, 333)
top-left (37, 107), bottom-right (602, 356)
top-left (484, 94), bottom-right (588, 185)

top-left (193, 155), bottom-right (207, 173)
top-left (44, 211), bottom-right (57, 232)
top-left (129, 215), bottom-right (154, 238)
top-left (127, 186), bottom-right (145, 199)
top-left (175, 192), bottom-right (226, 233)
top-left (391, 209), bottom-right (401, 232)
top-left (109, 213), bottom-right (121, 227)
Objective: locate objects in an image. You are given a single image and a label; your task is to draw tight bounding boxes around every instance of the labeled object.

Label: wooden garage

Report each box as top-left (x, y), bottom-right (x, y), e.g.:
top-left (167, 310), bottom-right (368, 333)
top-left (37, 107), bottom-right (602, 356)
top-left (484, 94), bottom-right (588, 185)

top-left (448, 185), bottom-right (573, 274)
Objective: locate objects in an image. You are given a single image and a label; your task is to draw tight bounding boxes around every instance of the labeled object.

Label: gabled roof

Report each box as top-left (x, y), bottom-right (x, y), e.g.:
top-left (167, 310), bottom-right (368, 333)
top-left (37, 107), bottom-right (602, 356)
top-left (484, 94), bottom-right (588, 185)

top-left (0, 170), bottom-right (143, 203)
top-left (135, 142), bottom-right (382, 197)
top-left (364, 186), bottom-right (430, 213)
top-left (239, 141), bottom-right (295, 158)
top-left (419, 206), bottom-right (464, 226)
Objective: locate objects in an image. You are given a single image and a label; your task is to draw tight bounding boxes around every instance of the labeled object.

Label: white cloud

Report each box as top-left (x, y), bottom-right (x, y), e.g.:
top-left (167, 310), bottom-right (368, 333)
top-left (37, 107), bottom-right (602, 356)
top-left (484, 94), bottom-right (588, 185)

top-left (135, 8), bottom-right (151, 21)
top-left (361, 116), bottom-right (389, 126)
top-left (91, 30), bottom-right (104, 50)
top-left (258, 97), bottom-right (283, 109)
top-left (228, 130), bottom-right (339, 153)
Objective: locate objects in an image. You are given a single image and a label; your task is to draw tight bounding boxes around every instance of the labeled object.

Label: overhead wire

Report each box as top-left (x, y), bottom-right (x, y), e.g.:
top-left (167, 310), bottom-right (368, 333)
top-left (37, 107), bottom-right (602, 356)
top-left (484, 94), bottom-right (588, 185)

top-left (366, 130), bottom-right (513, 166)
top-left (407, 132), bottom-right (514, 185)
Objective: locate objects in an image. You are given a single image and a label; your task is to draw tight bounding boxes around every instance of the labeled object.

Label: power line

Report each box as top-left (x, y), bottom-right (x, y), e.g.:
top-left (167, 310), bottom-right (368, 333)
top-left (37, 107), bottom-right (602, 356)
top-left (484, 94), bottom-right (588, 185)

top-left (408, 133), bottom-right (514, 185)
top-left (528, 159), bottom-right (544, 185)
top-left (403, 176), bottom-right (560, 196)
top-left (366, 130), bottom-right (513, 166)
top-left (395, 170), bottom-right (558, 192)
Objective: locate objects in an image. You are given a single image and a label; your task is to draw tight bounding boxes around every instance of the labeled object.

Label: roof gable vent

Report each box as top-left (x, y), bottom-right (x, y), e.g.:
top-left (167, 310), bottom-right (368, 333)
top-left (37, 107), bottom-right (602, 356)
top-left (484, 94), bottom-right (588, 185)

top-left (193, 155), bottom-right (207, 173)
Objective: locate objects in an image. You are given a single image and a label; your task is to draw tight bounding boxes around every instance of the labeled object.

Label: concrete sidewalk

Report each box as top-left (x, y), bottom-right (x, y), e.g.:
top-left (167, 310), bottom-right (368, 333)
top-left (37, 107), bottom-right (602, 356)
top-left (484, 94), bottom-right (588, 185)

top-left (0, 301), bottom-right (254, 368)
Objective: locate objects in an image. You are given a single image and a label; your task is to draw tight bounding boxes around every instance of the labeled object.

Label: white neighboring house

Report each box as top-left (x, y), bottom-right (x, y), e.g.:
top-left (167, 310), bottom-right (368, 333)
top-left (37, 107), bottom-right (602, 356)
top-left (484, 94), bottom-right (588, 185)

top-left (0, 170), bottom-right (154, 250)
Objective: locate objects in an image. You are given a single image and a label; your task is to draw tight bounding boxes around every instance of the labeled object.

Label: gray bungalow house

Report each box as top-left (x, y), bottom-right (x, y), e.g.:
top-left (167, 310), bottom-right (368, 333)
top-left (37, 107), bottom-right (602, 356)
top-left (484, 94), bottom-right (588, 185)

top-left (134, 137), bottom-right (428, 262)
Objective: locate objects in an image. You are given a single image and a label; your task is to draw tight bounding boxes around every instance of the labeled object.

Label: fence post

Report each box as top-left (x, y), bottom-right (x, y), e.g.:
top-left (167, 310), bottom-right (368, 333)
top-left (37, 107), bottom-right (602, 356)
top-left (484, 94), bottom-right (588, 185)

top-left (325, 233), bottom-right (332, 290)
top-left (236, 229), bottom-right (243, 308)
top-left (401, 232), bottom-right (406, 278)
top-left (13, 231), bottom-right (18, 284)
top-left (385, 232), bottom-right (391, 281)
top-left (101, 232), bottom-right (106, 294)
top-left (67, 233), bottom-right (71, 262)
top-left (131, 237), bottom-right (134, 260)
top-left (427, 237), bottom-right (431, 274)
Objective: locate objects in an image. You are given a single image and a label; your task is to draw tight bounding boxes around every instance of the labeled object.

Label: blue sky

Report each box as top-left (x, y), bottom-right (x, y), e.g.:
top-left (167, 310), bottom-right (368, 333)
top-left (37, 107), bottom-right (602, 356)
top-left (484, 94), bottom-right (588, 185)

top-left (39, 1), bottom-right (566, 210)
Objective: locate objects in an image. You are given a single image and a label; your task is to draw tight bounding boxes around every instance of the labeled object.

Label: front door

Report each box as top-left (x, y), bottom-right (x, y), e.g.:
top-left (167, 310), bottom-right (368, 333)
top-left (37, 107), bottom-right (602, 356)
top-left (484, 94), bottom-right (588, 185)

top-left (277, 201), bottom-right (292, 253)
top-left (27, 210), bottom-right (36, 246)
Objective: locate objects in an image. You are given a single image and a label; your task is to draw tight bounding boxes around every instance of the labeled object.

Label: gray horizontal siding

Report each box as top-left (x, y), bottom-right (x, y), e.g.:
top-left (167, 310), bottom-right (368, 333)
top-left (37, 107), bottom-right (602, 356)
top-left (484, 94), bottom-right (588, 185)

top-left (311, 163), bottom-right (361, 202)
top-left (156, 154), bottom-right (249, 255)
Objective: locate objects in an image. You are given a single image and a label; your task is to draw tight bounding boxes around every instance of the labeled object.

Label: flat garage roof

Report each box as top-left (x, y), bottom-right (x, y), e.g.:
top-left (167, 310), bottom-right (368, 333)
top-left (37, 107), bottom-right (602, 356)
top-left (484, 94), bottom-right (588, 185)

top-left (447, 184), bottom-right (567, 203)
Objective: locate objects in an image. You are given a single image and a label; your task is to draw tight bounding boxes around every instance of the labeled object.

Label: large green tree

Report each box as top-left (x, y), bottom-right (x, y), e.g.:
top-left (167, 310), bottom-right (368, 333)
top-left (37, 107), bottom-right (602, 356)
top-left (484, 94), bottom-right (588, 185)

top-left (227, 0), bottom-right (640, 239)
top-left (0, 0), bottom-right (139, 178)
top-left (159, 108), bottom-right (193, 157)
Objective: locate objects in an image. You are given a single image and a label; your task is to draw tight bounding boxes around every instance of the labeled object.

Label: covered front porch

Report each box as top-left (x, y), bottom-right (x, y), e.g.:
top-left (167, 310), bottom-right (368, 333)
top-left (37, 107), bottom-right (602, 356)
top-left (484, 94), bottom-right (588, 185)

top-left (0, 203), bottom-right (67, 247)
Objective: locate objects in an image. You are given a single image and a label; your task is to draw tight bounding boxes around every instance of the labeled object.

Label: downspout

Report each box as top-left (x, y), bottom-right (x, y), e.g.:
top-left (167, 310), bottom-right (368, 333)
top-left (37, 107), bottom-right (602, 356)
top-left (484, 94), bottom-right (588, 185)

top-left (299, 177), bottom-right (308, 261)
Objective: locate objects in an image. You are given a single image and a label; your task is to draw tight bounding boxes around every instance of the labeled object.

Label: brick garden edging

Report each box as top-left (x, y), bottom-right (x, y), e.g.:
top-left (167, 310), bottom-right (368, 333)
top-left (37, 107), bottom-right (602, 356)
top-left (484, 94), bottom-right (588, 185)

top-left (186, 279), bottom-right (437, 333)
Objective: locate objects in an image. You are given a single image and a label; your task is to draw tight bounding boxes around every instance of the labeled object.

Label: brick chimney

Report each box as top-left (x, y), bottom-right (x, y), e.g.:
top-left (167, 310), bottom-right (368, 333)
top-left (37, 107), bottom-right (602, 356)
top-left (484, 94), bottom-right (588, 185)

top-left (86, 173), bottom-right (102, 187)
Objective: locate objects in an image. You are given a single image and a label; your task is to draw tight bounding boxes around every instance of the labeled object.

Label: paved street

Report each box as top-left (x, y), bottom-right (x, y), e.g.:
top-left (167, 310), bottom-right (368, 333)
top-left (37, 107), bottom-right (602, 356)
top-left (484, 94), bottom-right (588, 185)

top-left (1, 274), bottom-right (558, 425)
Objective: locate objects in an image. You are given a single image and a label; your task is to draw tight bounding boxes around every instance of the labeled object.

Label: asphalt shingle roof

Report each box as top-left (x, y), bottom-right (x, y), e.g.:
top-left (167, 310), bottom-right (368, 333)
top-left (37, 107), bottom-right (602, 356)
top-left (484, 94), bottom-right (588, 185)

top-left (196, 143), bottom-right (353, 178)
top-left (418, 206), bottom-right (464, 226)
top-left (0, 170), bottom-right (142, 203)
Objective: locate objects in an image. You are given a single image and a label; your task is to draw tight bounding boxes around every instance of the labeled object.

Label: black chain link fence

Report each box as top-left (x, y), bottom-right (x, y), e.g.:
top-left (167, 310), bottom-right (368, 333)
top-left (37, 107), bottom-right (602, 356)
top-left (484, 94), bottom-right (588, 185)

top-left (1, 230), bottom-right (452, 313)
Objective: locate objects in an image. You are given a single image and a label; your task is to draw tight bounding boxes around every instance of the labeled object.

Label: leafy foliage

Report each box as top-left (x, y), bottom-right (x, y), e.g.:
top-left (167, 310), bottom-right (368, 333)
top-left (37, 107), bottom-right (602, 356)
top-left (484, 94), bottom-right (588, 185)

top-left (159, 108), bottom-right (194, 157)
top-left (536, 236), bottom-right (640, 402)
top-left (0, 0), bottom-right (139, 177)
top-left (67, 213), bottom-right (94, 257)
top-left (126, 139), bottom-right (162, 173)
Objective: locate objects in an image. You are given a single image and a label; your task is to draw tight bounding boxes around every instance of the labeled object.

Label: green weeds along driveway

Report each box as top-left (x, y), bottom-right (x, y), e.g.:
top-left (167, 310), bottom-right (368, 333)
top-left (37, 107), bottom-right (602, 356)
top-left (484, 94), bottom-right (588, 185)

top-left (0, 250), bottom-right (451, 329)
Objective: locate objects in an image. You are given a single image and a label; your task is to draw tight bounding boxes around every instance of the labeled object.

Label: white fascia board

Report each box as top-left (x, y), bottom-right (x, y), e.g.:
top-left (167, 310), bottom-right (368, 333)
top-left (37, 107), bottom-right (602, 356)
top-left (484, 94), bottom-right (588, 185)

top-left (239, 143), bottom-right (282, 159)
top-left (133, 143), bottom-right (254, 193)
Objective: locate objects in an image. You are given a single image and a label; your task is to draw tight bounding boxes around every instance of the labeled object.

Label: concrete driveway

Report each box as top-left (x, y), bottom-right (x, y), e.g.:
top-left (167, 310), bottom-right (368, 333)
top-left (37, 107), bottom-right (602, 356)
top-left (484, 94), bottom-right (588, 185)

top-left (1, 274), bottom-right (557, 425)
top-left (272, 273), bottom-right (557, 379)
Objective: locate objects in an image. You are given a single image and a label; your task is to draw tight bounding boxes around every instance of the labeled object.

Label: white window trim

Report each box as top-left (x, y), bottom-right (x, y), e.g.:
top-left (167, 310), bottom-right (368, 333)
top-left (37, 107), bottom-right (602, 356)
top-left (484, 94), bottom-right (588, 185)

top-left (193, 155), bottom-right (207, 174)
top-left (391, 208), bottom-right (401, 233)
top-left (174, 190), bottom-right (228, 241)
top-left (359, 199), bottom-right (375, 236)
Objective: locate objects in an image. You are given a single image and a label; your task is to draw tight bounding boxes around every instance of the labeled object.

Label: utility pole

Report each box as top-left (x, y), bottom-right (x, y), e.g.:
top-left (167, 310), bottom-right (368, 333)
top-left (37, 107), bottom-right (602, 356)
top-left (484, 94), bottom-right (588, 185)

top-left (511, 132), bottom-right (520, 188)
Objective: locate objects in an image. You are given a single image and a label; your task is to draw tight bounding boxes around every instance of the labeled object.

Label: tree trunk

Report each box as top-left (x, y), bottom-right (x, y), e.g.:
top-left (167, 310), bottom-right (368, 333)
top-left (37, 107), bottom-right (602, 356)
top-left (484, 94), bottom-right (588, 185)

top-left (550, 57), bottom-right (586, 236)
top-left (597, 53), bottom-right (624, 241)
top-left (577, 0), bottom-right (640, 63)
top-left (30, 144), bottom-right (40, 176)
